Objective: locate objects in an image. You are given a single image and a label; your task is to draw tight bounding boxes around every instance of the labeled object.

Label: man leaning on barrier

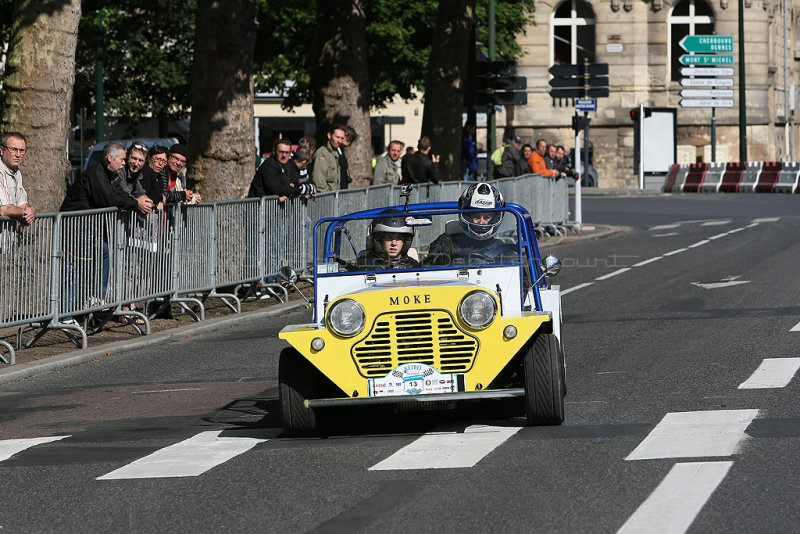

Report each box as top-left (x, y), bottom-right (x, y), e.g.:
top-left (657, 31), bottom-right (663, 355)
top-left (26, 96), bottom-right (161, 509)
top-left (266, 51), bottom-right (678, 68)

top-left (59, 142), bottom-right (153, 325)
top-left (0, 132), bottom-right (36, 230)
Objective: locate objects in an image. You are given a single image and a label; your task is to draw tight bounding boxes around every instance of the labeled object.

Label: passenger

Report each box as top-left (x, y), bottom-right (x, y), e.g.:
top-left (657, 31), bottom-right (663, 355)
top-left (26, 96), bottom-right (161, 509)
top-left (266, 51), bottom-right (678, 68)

top-left (357, 214), bottom-right (420, 270)
top-left (426, 182), bottom-right (517, 266)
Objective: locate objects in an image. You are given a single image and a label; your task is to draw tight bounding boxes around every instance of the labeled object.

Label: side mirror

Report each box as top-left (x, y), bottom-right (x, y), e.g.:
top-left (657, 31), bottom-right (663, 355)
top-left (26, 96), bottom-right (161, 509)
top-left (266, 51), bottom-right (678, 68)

top-left (540, 255), bottom-right (561, 277)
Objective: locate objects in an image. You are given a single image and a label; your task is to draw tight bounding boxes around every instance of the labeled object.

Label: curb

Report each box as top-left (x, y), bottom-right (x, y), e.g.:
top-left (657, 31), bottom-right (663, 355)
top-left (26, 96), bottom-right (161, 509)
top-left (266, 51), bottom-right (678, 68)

top-left (0, 300), bottom-right (309, 385)
top-left (539, 224), bottom-right (631, 248)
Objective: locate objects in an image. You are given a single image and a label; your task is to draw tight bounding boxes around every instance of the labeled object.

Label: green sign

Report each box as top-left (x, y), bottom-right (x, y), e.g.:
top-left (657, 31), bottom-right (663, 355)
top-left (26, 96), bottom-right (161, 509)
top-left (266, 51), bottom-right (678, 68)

top-left (679, 54), bottom-right (734, 66)
top-left (680, 35), bottom-right (734, 53)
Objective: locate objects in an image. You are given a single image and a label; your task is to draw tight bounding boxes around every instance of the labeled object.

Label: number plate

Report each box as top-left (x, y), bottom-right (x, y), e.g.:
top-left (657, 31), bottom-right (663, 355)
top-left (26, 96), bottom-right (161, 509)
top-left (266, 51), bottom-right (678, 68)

top-left (368, 363), bottom-right (460, 397)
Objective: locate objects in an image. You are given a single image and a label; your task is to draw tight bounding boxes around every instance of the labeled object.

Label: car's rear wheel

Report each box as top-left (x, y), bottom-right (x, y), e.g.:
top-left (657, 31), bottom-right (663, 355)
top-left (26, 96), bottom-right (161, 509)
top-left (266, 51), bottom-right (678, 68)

top-left (279, 347), bottom-right (323, 437)
top-left (523, 333), bottom-right (565, 425)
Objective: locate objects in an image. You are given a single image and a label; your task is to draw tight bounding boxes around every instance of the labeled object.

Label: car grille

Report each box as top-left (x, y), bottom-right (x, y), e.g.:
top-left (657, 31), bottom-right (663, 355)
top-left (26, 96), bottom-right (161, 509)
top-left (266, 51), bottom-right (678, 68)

top-left (352, 311), bottom-right (479, 377)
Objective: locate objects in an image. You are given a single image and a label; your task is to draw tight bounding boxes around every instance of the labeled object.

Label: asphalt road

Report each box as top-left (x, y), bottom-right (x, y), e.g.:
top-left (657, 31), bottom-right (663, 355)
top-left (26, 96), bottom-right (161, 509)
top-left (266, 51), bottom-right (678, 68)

top-left (1, 193), bottom-right (799, 533)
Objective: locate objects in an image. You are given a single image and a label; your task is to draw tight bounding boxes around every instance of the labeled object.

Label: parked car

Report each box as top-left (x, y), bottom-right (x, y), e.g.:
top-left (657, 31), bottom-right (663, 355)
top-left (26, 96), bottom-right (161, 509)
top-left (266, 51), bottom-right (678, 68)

top-left (277, 188), bottom-right (566, 436)
top-left (83, 138), bottom-right (179, 171)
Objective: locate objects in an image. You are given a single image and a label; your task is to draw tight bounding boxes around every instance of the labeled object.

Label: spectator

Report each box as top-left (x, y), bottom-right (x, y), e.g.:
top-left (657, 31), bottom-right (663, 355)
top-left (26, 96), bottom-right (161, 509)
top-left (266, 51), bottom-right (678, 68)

top-left (401, 136), bottom-right (440, 184)
top-left (338, 125), bottom-right (357, 189)
top-left (312, 124), bottom-right (346, 193)
top-left (162, 143), bottom-right (201, 204)
top-left (519, 144), bottom-right (533, 174)
top-left (60, 142), bottom-right (153, 324)
top-left (544, 143), bottom-right (558, 169)
top-left (528, 139), bottom-right (561, 179)
top-left (495, 135), bottom-right (523, 178)
top-left (461, 122), bottom-right (478, 181)
top-left (140, 145), bottom-right (168, 208)
top-left (553, 145), bottom-right (574, 177)
top-left (117, 141), bottom-right (149, 201)
top-left (297, 136), bottom-right (317, 184)
top-left (426, 182), bottom-right (516, 266)
top-left (372, 140), bottom-right (404, 185)
top-left (0, 132), bottom-right (35, 227)
top-left (248, 138), bottom-right (315, 201)
top-left (288, 147), bottom-right (315, 198)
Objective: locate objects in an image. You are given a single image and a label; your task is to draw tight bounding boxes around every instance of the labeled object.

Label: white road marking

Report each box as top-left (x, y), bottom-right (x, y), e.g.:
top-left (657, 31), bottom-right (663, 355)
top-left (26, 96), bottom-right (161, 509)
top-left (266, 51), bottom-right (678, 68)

top-left (625, 409), bottom-right (759, 461)
top-left (790, 321), bottom-right (800, 332)
top-left (562, 282), bottom-right (593, 295)
top-left (133, 388), bottom-right (203, 395)
top-left (653, 232), bottom-right (680, 237)
top-left (752, 217), bottom-right (779, 223)
top-left (700, 219), bottom-right (731, 226)
top-left (728, 227), bottom-right (745, 234)
top-left (0, 436), bottom-right (70, 462)
top-left (707, 233), bottom-right (728, 240)
top-left (663, 248), bottom-right (689, 256)
top-left (97, 429), bottom-right (275, 480)
top-left (368, 425), bottom-right (521, 470)
top-left (688, 239), bottom-right (710, 248)
top-left (632, 256), bottom-right (663, 267)
top-left (738, 358), bottom-right (800, 389)
top-left (595, 268), bottom-right (631, 281)
top-left (691, 280), bottom-right (750, 289)
top-left (617, 461), bottom-right (733, 534)
top-left (650, 224), bottom-right (681, 230)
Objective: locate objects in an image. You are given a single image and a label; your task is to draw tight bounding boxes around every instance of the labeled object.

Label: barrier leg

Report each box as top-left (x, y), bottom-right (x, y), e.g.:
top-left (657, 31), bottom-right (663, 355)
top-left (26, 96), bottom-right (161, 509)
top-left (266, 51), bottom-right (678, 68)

top-left (0, 340), bottom-right (14, 365)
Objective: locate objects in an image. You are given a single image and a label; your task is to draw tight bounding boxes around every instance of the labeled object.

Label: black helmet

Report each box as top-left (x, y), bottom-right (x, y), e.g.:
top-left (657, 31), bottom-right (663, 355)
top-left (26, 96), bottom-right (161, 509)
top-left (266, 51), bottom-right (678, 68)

top-left (458, 182), bottom-right (505, 240)
top-left (370, 212), bottom-right (415, 256)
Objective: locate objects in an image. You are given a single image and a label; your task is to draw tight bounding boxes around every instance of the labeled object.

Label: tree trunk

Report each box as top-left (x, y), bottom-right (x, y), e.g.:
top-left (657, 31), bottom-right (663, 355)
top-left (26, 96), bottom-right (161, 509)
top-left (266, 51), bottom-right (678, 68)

top-left (312, 0), bottom-right (372, 189)
top-left (1, 0), bottom-right (81, 213)
top-left (421, 0), bottom-right (476, 182)
top-left (187, 0), bottom-right (257, 200)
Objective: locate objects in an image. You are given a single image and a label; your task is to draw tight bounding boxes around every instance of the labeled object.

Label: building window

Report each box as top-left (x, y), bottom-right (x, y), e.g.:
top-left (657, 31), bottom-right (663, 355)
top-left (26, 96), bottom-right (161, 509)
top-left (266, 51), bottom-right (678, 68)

top-left (552, 0), bottom-right (596, 65)
top-left (669, 0), bottom-right (715, 82)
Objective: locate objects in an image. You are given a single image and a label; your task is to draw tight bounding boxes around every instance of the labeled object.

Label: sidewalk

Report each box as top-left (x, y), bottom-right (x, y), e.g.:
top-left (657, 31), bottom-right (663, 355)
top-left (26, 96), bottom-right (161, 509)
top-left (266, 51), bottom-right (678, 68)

top-left (0, 223), bottom-right (628, 382)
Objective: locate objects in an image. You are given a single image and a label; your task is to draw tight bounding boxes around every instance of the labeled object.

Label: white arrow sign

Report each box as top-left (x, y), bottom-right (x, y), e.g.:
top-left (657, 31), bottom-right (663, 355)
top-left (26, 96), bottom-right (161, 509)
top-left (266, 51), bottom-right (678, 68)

top-left (680, 67), bottom-right (735, 76)
top-left (680, 78), bottom-right (734, 87)
top-left (692, 275), bottom-right (750, 289)
top-left (680, 99), bottom-right (734, 108)
top-left (681, 89), bottom-right (734, 98)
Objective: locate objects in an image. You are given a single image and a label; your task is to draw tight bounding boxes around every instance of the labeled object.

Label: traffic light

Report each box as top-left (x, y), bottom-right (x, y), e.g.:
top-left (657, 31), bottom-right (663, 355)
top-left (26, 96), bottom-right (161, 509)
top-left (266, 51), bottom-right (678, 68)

top-left (630, 108), bottom-right (638, 122)
top-left (572, 115), bottom-right (590, 132)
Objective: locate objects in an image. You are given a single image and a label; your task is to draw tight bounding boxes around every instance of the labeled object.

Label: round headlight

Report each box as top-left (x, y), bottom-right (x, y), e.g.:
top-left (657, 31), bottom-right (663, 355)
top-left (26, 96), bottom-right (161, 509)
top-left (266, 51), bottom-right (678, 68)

top-left (458, 291), bottom-right (497, 329)
top-left (327, 298), bottom-right (365, 337)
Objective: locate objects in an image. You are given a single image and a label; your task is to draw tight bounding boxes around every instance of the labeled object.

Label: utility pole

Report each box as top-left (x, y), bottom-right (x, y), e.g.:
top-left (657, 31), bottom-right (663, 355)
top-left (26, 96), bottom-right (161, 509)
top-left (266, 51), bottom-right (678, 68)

top-left (487, 0), bottom-right (496, 153)
top-left (95, 10), bottom-right (105, 142)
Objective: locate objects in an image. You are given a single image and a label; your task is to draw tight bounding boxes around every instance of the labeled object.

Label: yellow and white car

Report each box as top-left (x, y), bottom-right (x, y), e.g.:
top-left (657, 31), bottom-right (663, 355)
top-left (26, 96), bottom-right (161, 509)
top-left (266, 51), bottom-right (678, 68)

top-left (279, 198), bottom-right (565, 436)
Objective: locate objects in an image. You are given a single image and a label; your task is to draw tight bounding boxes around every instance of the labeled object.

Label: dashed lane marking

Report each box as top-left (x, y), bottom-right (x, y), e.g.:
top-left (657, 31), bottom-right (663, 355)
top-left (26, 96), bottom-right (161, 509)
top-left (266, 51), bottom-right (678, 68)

top-left (617, 461), bottom-right (733, 534)
top-left (632, 256), bottom-right (663, 267)
top-left (97, 429), bottom-right (276, 480)
top-left (663, 247), bottom-right (689, 257)
top-left (0, 436), bottom-right (70, 462)
top-left (625, 410), bottom-right (759, 461)
top-left (595, 268), bottom-right (631, 281)
top-left (738, 358), bottom-right (800, 389)
top-left (790, 320), bottom-right (800, 332)
top-left (561, 282), bottom-right (594, 295)
top-left (369, 424), bottom-right (521, 470)
top-left (701, 219), bottom-right (731, 226)
top-left (752, 217), bottom-right (780, 223)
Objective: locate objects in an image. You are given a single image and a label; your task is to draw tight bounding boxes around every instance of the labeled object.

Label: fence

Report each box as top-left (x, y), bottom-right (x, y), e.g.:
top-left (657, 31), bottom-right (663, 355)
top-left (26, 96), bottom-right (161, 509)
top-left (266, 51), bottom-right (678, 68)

top-left (665, 161), bottom-right (800, 194)
top-left (0, 174), bottom-right (566, 364)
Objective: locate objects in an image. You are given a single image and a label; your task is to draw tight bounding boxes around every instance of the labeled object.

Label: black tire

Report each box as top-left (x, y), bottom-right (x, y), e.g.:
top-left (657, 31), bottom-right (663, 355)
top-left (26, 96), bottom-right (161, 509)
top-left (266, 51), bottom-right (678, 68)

top-left (279, 347), bottom-right (322, 437)
top-left (523, 333), bottom-right (565, 425)
top-left (558, 323), bottom-right (567, 398)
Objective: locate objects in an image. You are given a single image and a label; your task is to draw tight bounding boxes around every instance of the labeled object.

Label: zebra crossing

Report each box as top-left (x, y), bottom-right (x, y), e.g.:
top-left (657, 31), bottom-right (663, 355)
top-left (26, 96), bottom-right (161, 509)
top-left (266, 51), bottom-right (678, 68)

top-left (0, 355), bottom-right (797, 533)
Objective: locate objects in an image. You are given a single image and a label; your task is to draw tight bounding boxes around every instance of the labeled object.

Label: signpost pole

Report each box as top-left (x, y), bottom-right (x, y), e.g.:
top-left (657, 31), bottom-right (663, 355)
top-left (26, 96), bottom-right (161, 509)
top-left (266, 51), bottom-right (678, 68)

top-left (711, 107), bottom-right (716, 162)
top-left (574, 123), bottom-right (582, 227)
top-left (638, 104), bottom-right (644, 189)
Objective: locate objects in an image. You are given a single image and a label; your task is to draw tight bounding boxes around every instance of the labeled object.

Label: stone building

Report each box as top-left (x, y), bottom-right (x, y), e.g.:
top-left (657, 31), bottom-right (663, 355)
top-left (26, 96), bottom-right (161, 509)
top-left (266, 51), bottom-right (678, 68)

top-left (503, 0), bottom-right (799, 187)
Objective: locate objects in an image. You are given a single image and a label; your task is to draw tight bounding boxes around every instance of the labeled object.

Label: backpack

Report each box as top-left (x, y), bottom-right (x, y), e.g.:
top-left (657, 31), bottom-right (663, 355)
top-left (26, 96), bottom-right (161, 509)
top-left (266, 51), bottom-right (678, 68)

top-left (490, 144), bottom-right (507, 167)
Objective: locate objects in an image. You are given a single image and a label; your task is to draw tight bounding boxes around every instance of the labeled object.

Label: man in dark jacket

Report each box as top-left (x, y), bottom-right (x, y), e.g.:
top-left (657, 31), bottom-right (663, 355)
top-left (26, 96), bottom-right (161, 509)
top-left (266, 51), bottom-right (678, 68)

top-left (248, 138), bottom-right (315, 201)
top-left (401, 136), bottom-right (440, 184)
top-left (495, 136), bottom-right (523, 178)
top-left (59, 142), bottom-right (153, 324)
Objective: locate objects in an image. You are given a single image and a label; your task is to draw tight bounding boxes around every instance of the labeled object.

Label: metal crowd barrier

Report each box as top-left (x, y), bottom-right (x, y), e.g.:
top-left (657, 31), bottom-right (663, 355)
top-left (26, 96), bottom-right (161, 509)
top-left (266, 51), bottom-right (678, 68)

top-left (0, 174), bottom-right (567, 364)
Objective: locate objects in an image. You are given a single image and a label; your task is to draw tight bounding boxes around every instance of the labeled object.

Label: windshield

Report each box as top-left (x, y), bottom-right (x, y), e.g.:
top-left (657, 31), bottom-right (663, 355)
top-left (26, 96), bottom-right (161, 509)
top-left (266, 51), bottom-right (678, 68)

top-left (315, 208), bottom-right (524, 274)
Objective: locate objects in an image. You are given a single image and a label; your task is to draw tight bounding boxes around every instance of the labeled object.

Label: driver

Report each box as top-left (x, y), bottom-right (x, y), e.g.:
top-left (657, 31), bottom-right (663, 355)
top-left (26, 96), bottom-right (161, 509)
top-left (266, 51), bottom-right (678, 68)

top-left (356, 213), bottom-right (421, 270)
top-left (425, 182), bottom-right (518, 266)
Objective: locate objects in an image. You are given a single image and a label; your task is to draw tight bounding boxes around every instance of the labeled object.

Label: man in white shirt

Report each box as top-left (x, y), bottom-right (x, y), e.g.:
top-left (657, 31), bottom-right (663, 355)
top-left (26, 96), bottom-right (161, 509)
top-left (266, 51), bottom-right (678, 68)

top-left (0, 132), bottom-right (35, 225)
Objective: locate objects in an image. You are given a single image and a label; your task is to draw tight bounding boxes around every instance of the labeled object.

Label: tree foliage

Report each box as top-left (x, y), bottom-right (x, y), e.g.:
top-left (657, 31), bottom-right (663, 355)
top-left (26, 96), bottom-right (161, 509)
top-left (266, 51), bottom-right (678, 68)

top-left (73, 0), bottom-right (196, 129)
top-left (254, 0), bottom-right (534, 111)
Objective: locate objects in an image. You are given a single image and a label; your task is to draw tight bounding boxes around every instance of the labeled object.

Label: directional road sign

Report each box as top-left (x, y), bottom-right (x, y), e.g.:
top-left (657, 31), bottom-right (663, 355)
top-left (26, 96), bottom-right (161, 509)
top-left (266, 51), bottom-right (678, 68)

top-left (680, 99), bottom-right (734, 108)
top-left (680, 89), bottom-right (734, 98)
top-left (476, 61), bottom-right (516, 76)
top-left (549, 88), bottom-right (609, 99)
top-left (680, 54), bottom-right (734, 66)
top-left (549, 76), bottom-right (609, 88)
top-left (477, 76), bottom-right (527, 91)
top-left (575, 98), bottom-right (597, 111)
top-left (680, 67), bottom-right (735, 76)
top-left (548, 63), bottom-right (609, 77)
top-left (679, 35), bottom-right (734, 53)
top-left (680, 77), bottom-right (734, 87)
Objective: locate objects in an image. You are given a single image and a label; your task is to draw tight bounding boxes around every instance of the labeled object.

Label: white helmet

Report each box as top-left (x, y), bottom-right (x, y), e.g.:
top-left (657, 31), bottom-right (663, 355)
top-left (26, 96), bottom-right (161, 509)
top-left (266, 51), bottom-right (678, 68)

top-left (458, 182), bottom-right (505, 240)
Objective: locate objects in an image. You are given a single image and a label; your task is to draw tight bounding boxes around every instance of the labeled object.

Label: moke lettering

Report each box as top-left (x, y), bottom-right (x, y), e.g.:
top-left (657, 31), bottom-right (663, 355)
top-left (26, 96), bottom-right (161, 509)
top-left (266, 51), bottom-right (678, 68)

top-left (389, 294), bottom-right (431, 306)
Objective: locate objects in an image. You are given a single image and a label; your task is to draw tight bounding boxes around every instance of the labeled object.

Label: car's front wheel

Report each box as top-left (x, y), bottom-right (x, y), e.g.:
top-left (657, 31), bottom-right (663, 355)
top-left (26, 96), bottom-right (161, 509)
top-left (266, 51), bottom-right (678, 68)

top-left (523, 333), bottom-right (565, 425)
top-left (279, 347), bottom-right (323, 437)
